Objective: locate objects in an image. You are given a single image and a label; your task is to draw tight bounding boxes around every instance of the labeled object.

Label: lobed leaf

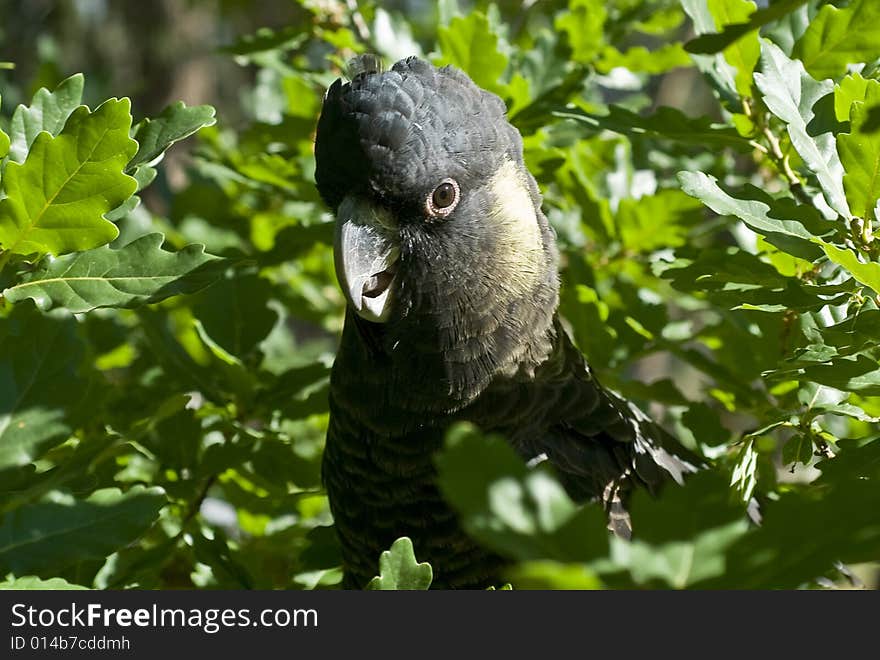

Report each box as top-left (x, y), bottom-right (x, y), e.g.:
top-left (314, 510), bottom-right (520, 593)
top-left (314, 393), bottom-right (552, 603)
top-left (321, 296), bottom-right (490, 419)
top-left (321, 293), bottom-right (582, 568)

top-left (0, 486), bottom-right (166, 576)
top-left (820, 243), bottom-right (880, 294)
top-left (3, 233), bottom-right (225, 313)
top-left (793, 0), bottom-right (880, 81)
top-left (129, 101), bottom-right (217, 170)
top-left (367, 537), bottom-right (433, 590)
top-left (685, 0), bottom-right (808, 55)
top-left (611, 472), bottom-right (750, 588)
top-left (7, 74), bottom-right (84, 165)
top-left (555, 0), bottom-right (607, 64)
top-left (834, 73), bottom-right (871, 123)
top-left (0, 99), bottom-right (137, 257)
top-left (706, 0), bottom-right (760, 97)
top-left (837, 80), bottom-right (880, 222)
top-left (704, 439), bottom-right (880, 587)
top-left (436, 13), bottom-right (508, 96)
top-left (435, 423), bottom-right (609, 563)
top-left (754, 41), bottom-right (850, 219)
top-left (557, 106), bottom-right (751, 151)
top-left (191, 272), bottom-right (279, 358)
top-left (0, 308), bottom-right (86, 472)
top-left (0, 576), bottom-right (88, 590)
top-left (677, 171), bottom-right (827, 259)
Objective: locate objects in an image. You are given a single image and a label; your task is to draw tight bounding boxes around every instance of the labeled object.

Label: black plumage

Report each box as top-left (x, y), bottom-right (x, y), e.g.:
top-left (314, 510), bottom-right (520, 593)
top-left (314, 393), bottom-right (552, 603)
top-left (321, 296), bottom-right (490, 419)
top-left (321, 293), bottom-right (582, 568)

top-left (314, 56), bottom-right (701, 589)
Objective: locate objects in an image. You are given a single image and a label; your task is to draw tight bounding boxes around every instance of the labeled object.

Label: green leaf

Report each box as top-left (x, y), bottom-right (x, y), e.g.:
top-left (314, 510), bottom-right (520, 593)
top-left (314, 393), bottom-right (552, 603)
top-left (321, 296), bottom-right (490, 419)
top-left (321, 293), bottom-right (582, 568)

top-left (781, 432), bottom-right (813, 467)
top-left (436, 13), bottom-right (508, 96)
top-left (811, 402), bottom-right (879, 423)
top-left (556, 106), bottom-right (751, 151)
top-left (616, 189), bottom-right (703, 251)
top-left (815, 436), bottom-right (880, 484)
top-left (256, 362), bottom-right (330, 422)
top-left (662, 246), bottom-right (849, 311)
top-left (595, 44), bottom-right (691, 75)
top-left (730, 440), bottom-right (758, 502)
top-left (820, 242), bottom-right (880, 293)
top-left (0, 486), bottom-right (166, 575)
top-left (837, 81), bottom-right (880, 222)
top-left (685, 0), bottom-right (808, 55)
top-left (754, 40), bottom-right (850, 219)
top-left (706, 0), bottom-right (760, 97)
top-left (366, 537), bottom-right (433, 590)
top-left (220, 25), bottom-right (308, 57)
top-left (798, 354), bottom-right (880, 396)
top-left (0, 99), bottom-right (137, 257)
top-left (789, 310), bottom-right (880, 364)
top-left (4, 233), bottom-right (225, 313)
top-left (681, 0), bottom-right (740, 108)
top-left (506, 561), bottom-right (602, 589)
top-left (677, 171), bottom-right (827, 259)
top-left (793, 0), bottom-right (880, 81)
top-left (609, 472), bottom-right (750, 588)
top-left (129, 101), bottom-right (217, 170)
top-left (707, 441), bottom-right (880, 587)
top-left (0, 576), bottom-right (88, 590)
top-left (435, 423), bottom-right (609, 562)
top-left (94, 535), bottom-right (178, 589)
top-left (555, 0), bottom-right (607, 64)
top-left (192, 272), bottom-right (279, 358)
top-left (0, 308), bottom-right (86, 471)
top-left (835, 73), bottom-right (871, 123)
top-left (7, 74), bottom-right (84, 164)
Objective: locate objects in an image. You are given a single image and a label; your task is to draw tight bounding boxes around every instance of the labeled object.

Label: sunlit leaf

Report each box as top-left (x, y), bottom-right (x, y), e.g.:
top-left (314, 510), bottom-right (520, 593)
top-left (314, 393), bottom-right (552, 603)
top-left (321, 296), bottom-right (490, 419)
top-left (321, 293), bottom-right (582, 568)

top-left (706, 0), bottom-right (760, 97)
top-left (555, 0), bottom-right (607, 64)
top-left (677, 171), bottom-right (827, 259)
top-left (129, 101), bottom-right (217, 170)
top-left (820, 243), bottom-right (880, 293)
top-left (367, 537), bottom-right (433, 590)
top-left (837, 80), bottom-right (880, 222)
top-left (793, 0), bottom-right (880, 81)
top-left (685, 0), bottom-right (808, 55)
top-left (436, 12), bottom-right (508, 96)
top-left (3, 233), bottom-right (224, 313)
top-left (0, 99), bottom-right (137, 256)
top-left (7, 74), bottom-right (84, 164)
top-left (754, 41), bottom-right (850, 219)
top-left (557, 106), bottom-right (751, 150)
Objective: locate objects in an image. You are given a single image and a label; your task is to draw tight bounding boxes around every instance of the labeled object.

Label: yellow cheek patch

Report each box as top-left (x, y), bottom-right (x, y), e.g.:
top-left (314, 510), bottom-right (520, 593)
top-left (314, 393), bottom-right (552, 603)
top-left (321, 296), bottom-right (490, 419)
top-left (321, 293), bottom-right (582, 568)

top-left (485, 158), bottom-right (544, 290)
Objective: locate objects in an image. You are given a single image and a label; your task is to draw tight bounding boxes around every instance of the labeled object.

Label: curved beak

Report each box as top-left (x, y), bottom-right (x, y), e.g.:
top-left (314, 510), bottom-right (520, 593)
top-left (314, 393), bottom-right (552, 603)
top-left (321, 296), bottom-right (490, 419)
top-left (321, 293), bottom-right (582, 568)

top-left (333, 196), bottom-right (400, 323)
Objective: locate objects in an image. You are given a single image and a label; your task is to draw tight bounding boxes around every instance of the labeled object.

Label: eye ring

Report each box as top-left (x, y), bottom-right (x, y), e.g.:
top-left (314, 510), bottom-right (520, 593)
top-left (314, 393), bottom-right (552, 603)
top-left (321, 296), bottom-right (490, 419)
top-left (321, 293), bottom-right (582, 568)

top-left (426, 178), bottom-right (460, 218)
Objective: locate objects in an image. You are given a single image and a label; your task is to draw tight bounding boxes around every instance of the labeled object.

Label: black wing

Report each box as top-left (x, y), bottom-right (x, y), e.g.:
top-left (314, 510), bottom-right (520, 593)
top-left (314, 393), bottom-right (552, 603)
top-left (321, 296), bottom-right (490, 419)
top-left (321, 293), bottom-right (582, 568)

top-left (510, 318), bottom-right (703, 537)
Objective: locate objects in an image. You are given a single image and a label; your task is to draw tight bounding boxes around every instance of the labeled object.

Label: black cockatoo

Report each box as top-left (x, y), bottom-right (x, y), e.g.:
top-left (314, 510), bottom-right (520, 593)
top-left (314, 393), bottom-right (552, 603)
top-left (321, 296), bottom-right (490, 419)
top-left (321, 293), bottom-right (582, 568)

top-left (314, 56), bottom-right (701, 589)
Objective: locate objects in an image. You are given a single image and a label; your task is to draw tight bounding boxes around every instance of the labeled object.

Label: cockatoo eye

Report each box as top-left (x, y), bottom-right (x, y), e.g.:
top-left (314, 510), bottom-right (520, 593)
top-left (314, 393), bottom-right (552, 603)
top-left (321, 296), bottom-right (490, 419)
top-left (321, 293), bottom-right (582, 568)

top-left (426, 178), bottom-right (460, 217)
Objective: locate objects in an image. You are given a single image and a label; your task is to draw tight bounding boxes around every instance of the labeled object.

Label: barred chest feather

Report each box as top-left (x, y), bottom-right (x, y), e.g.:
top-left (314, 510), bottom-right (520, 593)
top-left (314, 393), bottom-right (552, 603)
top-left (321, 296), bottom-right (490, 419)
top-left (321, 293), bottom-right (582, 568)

top-left (322, 314), bottom-right (592, 589)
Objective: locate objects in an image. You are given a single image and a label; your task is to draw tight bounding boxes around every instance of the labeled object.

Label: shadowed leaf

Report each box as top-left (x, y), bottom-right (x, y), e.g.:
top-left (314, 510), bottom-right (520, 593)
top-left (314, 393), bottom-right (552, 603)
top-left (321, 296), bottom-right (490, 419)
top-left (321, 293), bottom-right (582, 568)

top-left (0, 486), bottom-right (166, 575)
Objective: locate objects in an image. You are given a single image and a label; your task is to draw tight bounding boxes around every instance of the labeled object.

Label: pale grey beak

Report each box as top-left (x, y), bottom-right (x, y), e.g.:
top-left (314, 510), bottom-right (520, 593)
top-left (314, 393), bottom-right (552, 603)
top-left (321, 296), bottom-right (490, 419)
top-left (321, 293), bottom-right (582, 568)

top-left (333, 196), bottom-right (399, 323)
